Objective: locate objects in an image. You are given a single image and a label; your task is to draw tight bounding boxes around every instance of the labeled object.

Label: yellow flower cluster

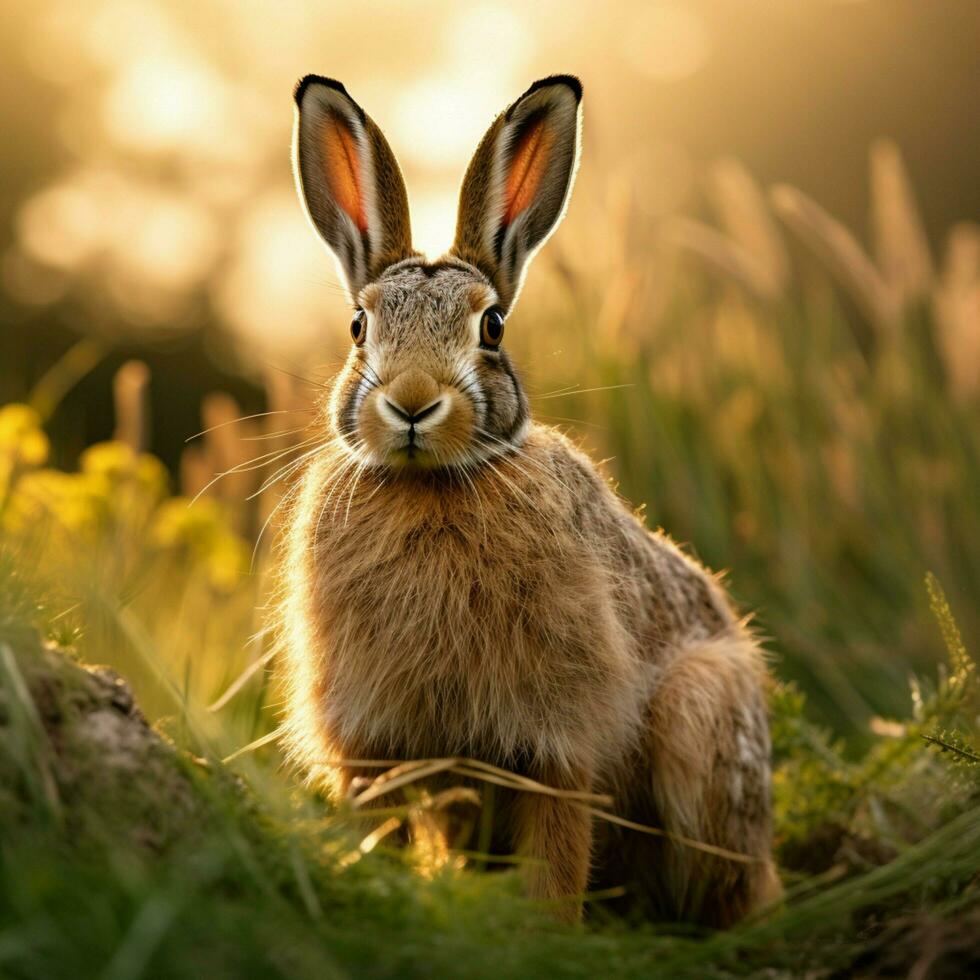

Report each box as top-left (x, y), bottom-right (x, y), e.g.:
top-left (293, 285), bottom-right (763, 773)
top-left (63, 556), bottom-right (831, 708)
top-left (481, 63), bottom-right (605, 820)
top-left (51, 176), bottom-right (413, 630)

top-left (0, 404), bottom-right (50, 494)
top-left (0, 403), bottom-right (247, 591)
top-left (152, 497), bottom-right (249, 591)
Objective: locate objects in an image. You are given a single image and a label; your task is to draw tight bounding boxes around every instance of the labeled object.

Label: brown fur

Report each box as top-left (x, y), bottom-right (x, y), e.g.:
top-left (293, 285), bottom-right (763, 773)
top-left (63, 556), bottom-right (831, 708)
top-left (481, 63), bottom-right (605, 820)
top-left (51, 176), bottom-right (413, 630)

top-left (282, 74), bottom-right (778, 926)
top-left (280, 428), bottom-right (777, 923)
top-left (364, 119), bottom-right (416, 278)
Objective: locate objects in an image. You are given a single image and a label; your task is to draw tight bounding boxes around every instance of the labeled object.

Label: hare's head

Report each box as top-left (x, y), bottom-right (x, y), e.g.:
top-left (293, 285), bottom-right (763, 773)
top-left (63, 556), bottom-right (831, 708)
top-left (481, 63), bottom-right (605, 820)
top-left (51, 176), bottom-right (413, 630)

top-left (293, 75), bottom-right (582, 470)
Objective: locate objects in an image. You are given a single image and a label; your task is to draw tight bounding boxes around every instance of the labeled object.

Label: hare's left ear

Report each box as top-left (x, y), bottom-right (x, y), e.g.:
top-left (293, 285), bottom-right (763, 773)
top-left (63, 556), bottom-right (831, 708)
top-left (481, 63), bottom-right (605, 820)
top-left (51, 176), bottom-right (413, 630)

top-left (293, 76), bottom-right (416, 300)
top-left (451, 75), bottom-right (582, 311)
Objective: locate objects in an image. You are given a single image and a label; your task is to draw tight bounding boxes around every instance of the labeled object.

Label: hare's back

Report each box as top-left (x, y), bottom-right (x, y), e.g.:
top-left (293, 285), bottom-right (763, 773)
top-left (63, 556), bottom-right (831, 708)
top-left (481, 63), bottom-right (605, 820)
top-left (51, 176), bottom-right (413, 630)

top-left (529, 424), bottom-right (739, 657)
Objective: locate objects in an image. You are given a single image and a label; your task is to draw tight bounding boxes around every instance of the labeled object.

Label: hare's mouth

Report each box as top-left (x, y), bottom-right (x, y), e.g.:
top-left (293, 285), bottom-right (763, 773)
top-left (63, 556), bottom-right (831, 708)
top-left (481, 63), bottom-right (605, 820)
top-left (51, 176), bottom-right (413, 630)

top-left (384, 443), bottom-right (443, 471)
top-left (352, 382), bottom-right (477, 471)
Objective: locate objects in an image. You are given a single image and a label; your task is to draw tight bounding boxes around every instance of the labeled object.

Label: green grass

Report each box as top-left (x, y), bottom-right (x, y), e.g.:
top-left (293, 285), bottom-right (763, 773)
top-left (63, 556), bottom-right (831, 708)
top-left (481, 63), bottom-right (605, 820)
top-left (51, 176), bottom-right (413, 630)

top-left (0, 553), bottom-right (977, 979)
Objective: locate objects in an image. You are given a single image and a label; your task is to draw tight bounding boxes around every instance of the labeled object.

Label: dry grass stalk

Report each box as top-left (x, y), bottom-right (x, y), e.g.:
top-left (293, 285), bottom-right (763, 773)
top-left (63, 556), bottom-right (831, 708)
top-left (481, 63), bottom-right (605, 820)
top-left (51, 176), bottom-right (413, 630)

top-left (660, 215), bottom-right (779, 299)
top-left (933, 222), bottom-right (980, 399)
top-left (179, 444), bottom-right (211, 499)
top-left (342, 787), bottom-right (483, 868)
top-left (710, 156), bottom-right (789, 297)
top-left (221, 725), bottom-right (284, 764)
top-left (870, 139), bottom-right (934, 302)
top-left (770, 183), bottom-right (900, 329)
top-left (214, 728), bottom-right (764, 866)
top-left (355, 817), bottom-right (403, 853)
top-left (335, 755), bottom-right (756, 864)
top-left (112, 360), bottom-right (150, 451)
top-left (352, 759), bottom-right (462, 806)
top-left (208, 645), bottom-right (277, 712)
top-left (580, 806), bottom-right (757, 864)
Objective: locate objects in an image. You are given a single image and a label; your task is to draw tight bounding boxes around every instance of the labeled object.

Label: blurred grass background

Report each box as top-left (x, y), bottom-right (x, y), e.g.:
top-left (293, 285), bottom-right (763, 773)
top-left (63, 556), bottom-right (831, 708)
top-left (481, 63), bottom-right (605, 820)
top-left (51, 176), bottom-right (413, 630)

top-left (0, 1), bottom-right (979, 975)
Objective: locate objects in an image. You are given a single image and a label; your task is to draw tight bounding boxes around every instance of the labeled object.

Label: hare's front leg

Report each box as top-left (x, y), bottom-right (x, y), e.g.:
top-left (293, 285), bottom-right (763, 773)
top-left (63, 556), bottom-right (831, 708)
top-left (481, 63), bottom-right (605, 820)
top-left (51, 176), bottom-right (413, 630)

top-left (509, 764), bottom-right (593, 923)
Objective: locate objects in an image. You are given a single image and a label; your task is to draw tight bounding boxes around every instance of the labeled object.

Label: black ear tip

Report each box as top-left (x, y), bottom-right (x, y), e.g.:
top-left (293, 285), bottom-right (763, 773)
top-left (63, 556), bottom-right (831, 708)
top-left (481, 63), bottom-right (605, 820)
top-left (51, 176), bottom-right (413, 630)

top-left (294, 74), bottom-right (352, 106)
top-left (525, 74), bottom-right (583, 103)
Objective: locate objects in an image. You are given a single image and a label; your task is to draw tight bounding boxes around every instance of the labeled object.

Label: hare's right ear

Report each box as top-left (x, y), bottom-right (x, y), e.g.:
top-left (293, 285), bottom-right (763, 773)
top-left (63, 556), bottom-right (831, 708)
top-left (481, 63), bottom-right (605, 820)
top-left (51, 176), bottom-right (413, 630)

top-left (451, 76), bottom-right (582, 311)
top-left (293, 76), bottom-right (416, 300)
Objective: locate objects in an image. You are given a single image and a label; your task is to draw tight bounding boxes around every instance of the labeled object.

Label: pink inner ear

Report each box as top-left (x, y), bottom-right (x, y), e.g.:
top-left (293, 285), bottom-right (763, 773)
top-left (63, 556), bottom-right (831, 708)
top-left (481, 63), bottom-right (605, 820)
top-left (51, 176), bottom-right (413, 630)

top-left (321, 110), bottom-right (368, 233)
top-left (503, 117), bottom-right (554, 226)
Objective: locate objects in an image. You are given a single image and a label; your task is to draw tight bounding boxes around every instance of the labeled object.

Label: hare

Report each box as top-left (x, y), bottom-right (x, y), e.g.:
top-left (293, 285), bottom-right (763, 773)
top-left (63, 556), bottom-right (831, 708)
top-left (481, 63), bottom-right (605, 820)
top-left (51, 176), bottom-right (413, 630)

top-left (280, 74), bottom-right (779, 926)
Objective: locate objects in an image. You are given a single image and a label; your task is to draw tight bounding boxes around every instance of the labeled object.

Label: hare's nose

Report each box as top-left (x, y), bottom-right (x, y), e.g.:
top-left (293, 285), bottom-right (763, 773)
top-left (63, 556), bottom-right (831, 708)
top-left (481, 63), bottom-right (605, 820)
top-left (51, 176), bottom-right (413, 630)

top-left (382, 368), bottom-right (442, 423)
top-left (382, 395), bottom-right (444, 425)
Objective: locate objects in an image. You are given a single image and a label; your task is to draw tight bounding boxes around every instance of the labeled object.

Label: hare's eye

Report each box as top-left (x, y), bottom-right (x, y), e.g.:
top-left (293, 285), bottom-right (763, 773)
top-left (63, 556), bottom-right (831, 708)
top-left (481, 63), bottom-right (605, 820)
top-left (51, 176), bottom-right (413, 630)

top-left (350, 308), bottom-right (367, 346)
top-left (480, 307), bottom-right (505, 349)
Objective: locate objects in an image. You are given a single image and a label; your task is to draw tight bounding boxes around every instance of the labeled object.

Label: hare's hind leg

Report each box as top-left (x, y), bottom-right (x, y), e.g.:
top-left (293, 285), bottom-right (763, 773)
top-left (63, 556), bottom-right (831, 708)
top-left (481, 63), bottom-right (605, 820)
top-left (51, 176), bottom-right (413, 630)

top-left (606, 631), bottom-right (780, 927)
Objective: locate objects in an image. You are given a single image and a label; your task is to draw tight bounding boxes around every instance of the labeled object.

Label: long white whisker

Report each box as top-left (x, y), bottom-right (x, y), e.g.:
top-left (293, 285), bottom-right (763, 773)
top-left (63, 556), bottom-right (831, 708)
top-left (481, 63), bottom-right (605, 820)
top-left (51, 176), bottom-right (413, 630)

top-left (251, 478), bottom-right (303, 570)
top-left (314, 449), bottom-right (366, 549)
top-left (189, 437), bottom-right (322, 505)
top-left (240, 425), bottom-right (316, 442)
top-left (534, 383), bottom-right (633, 401)
top-left (184, 408), bottom-right (314, 443)
top-left (342, 458), bottom-right (369, 527)
top-left (248, 437), bottom-right (349, 500)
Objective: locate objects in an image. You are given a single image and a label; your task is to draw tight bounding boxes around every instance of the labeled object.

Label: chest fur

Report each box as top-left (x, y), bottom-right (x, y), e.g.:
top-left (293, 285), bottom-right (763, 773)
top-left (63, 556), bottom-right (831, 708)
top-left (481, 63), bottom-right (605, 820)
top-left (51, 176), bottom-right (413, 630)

top-left (288, 459), bottom-right (641, 771)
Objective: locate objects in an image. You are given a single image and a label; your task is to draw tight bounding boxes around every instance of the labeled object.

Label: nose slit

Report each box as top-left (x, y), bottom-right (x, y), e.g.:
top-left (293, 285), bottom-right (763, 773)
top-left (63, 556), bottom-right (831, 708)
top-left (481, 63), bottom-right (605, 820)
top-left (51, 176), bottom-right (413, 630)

top-left (383, 396), bottom-right (443, 425)
top-left (410, 399), bottom-right (443, 424)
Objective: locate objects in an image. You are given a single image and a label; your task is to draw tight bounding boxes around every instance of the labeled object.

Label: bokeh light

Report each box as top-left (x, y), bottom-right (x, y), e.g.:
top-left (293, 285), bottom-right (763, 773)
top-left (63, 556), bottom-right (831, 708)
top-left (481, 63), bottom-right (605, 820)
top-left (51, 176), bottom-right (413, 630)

top-left (212, 192), bottom-right (341, 357)
top-left (2, 0), bottom-right (977, 364)
top-left (621, 3), bottom-right (712, 82)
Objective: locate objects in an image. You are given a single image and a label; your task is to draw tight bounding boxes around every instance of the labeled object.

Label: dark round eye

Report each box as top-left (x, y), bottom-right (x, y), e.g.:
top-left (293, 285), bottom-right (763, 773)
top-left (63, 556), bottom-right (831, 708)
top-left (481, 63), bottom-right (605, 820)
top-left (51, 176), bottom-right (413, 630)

top-left (350, 308), bottom-right (367, 346)
top-left (481, 307), bottom-right (505, 348)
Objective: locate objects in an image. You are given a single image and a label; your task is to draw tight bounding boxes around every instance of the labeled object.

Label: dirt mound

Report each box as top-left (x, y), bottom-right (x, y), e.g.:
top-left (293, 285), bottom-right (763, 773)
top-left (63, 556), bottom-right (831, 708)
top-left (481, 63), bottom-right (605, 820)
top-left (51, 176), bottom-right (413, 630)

top-left (0, 638), bottom-right (206, 852)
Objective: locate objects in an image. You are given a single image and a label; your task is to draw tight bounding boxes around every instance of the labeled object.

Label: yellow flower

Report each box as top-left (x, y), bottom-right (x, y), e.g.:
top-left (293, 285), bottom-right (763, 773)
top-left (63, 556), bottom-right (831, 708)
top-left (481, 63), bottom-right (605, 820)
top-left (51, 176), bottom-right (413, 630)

top-left (0, 404), bottom-right (50, 468)
top-left (80, 442), bottom-right (169, 500)
top-left (3, 437), bottom-right (171, 541)
top-left (3, 469), bottom-right (100, 534)
top-left (151, 497), bottom-right (248, 590)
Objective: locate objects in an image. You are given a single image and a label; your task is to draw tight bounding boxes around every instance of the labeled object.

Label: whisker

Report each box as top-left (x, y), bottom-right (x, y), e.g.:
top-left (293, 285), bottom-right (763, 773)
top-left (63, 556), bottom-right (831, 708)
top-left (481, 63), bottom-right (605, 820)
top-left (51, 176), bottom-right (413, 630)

top-left (267, 365), bottom-right (332, 390)
top-left (342, 459), bottom-right (369, 527)
top-left (185, 409), bottom-right (314, 443)
top-left (240, 424), bottom-right (316, 442)
top-left (320, 455), bottom-right (367, 535)
top-left (251, 478), bottom-right (303, 570)
top-left (349, 363), bottom-right (380, 392)
top-left (535, 414), bottom-right (604, 430)
top-left (534, 384), bottom-right (633, 401)
top-left (528, 381), bottom-right (581, 398)
top-left (189, 437), bottom-right (322, 505)
top-left (471, 429), bottom-right (572, 514)
top-left (314, 459), bottom-right (358, 550)
top-left (249, 438), bottom-right (345, 499)
top-left (357, 360), bottom-right (384, 388)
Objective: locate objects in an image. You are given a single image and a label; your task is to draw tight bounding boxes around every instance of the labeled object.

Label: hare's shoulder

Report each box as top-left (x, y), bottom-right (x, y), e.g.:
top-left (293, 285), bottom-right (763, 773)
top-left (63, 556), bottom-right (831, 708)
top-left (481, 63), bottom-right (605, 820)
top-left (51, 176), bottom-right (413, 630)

top-left (525, 424), bottom-right (737, 643)
top-left (522, 423), bottom-right (645, 539)
top-left (521, 423), bottom-right (621, 506)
